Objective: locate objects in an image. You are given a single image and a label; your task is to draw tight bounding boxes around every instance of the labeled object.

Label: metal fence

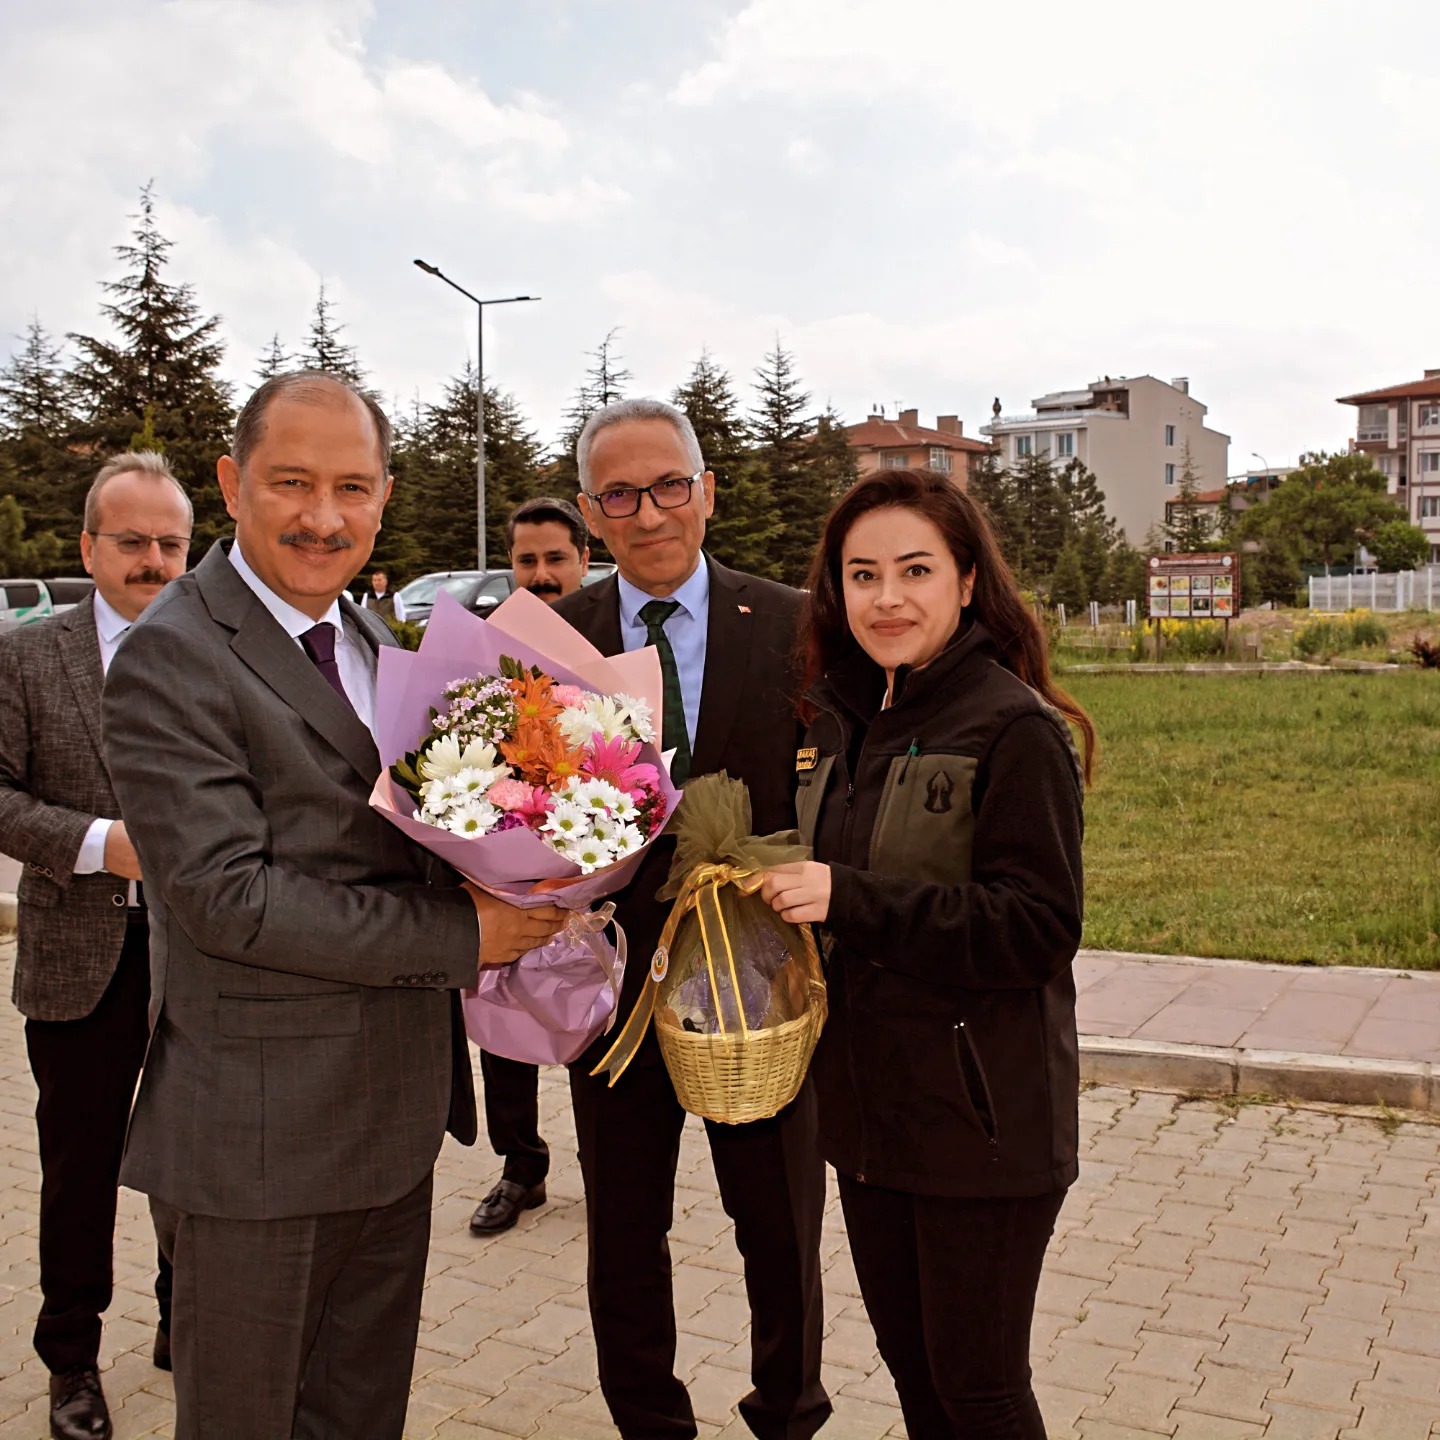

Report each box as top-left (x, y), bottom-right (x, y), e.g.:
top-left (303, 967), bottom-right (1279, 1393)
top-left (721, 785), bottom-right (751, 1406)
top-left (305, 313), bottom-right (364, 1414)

top-left (1309, 567), bottom-right (1440, 612)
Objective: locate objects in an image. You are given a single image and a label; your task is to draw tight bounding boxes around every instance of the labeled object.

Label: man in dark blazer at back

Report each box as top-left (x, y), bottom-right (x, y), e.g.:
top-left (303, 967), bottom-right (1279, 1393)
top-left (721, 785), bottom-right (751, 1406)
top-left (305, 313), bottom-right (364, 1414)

top-left (552, 398), bottom-right (830, 1440)
top-left (0, 452), bottom-right (188, 1440)
top-left (101, 372), bottom-right (564, 1440)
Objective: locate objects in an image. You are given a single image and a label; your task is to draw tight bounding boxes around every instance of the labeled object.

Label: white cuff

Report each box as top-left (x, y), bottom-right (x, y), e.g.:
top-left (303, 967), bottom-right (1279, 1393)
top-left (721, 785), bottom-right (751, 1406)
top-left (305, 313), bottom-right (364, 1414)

top-left (75, 818), bottom-right (113, 876)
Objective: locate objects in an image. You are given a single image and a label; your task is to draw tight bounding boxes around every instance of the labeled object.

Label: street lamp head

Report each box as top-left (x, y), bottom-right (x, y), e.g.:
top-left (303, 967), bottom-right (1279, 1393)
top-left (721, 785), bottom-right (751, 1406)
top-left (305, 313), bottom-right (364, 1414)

top-left (413, 258), bottom-right (440, 275)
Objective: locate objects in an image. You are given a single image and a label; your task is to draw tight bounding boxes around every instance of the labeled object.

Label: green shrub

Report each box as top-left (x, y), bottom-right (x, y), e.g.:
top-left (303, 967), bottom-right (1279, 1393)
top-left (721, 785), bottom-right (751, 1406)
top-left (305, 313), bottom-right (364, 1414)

top-left (1295, 620), bottom-right (1340, 658)
top-left (1349, 614), bottom-right (1387, 649)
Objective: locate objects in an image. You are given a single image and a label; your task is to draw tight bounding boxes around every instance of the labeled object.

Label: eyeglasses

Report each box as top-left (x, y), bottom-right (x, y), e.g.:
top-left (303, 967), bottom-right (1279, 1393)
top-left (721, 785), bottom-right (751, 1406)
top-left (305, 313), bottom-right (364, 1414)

top-left (584, 473), bottom-right (700, 520)
top-left (90, 531), bottom-right (191, 560)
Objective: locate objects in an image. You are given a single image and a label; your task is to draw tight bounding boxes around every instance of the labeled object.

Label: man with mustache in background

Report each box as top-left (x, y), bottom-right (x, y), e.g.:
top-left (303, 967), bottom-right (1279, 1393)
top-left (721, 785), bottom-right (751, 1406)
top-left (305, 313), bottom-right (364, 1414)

top-left (0, 452), bottom-right (187, 1440)
top-left (102, 372), bottom-right (565, 1439)
top-left (467, 496), bottom-right (593, 1236)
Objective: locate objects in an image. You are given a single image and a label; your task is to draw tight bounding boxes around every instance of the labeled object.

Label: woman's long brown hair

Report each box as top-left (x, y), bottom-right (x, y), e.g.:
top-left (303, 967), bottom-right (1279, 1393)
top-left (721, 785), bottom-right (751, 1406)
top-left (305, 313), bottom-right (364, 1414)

top-left (800, 467), bottom-right (1096, 783)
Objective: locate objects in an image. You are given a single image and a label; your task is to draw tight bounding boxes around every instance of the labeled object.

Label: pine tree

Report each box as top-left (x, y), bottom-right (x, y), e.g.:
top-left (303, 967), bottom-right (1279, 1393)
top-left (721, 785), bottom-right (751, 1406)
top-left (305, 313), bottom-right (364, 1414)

top-left (672, 351), bottom-right (783, 580)
top-left (0, 495), bottom-right (63, 579)
top-left (0, 319), bottom-right (86, 560)
top-left (67, 183), bottom-right (234, 552)
top-left (389, 363), bottom-right (545, 574)
top-left (300, 284), bottom-right (365, 383)
top-left (1102, 539), bottom-right (1149, 606)
top-left (255, 333), bottom-right (292, 381)
top-left (969, 451), bottom-right (1018, 562)
top-left (1008, 451), bottom-right (1068, 585)
top-left (750, 339), bottom-right (826, 587)
top-left (1162, 439), bottom-right (1214, 553)
top-left (551, 329), bottom-right (632, 489)
top-left (1048, 542), bottom-right (1088, 610)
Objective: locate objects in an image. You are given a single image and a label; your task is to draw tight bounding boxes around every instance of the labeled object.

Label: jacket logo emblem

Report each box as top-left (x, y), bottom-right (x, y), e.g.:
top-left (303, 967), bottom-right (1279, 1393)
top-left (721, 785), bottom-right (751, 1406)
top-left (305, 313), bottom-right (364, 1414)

top-left (925, 771), bottom-right (954, 814)
top-left (795, 747), bottom-right (819, 772)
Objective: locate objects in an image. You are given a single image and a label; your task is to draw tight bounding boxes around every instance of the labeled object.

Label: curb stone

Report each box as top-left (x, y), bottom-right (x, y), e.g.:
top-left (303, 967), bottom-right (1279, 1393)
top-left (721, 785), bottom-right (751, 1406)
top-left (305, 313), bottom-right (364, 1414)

top-left (1081, 1036), bottom-right (1437, 1112)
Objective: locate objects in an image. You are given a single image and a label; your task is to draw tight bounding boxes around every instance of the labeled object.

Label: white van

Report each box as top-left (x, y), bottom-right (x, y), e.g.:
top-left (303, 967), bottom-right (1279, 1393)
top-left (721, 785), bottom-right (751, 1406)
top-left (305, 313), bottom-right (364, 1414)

top-left (0, 579), bottom-right (55, 630)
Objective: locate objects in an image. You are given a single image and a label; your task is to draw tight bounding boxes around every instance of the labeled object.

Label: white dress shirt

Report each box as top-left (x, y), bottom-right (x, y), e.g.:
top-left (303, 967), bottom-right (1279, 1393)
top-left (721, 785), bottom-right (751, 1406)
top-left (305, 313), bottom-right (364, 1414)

top-left (617, 558), bottom-right (710, 746)
top-left (228, 543), bottom-right (378, 732)
top-left (74, 592), bottom-right (141, 898)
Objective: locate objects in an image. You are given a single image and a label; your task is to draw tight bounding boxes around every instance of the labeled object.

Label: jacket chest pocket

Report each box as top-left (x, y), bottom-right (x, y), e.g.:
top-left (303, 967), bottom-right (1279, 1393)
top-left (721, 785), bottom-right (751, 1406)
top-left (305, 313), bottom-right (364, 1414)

top-left (868, 753), bottom-right (978, 885)
top-left (794, 754), bottom-right (836, 849)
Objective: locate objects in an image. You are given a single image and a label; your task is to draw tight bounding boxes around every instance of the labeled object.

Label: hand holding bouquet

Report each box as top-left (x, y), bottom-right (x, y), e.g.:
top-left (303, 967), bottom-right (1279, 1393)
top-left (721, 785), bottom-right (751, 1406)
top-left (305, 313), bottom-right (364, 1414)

top-left (370, 589), bottom-right (683, 1063)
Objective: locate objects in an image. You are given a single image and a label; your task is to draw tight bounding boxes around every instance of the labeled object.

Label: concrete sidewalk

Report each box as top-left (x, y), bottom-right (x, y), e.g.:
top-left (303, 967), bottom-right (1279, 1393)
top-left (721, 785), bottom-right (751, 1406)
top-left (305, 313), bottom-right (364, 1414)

top-left (1077, 951), bottom-right (1440, 1113)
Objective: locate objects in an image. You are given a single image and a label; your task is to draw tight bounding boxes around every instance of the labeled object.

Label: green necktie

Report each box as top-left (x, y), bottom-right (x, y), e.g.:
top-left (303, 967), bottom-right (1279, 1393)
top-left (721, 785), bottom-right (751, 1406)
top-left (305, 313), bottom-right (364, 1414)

top-left (638, 599), bottom-right (692, 785)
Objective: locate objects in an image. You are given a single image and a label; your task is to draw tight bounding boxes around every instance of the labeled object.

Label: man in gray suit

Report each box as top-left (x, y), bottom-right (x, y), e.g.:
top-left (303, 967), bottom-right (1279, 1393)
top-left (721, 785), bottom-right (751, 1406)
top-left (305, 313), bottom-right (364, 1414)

top-left (0, 452), bottom-right (190, 1440)
top-left (102, 372), bottom-right (564, 1440)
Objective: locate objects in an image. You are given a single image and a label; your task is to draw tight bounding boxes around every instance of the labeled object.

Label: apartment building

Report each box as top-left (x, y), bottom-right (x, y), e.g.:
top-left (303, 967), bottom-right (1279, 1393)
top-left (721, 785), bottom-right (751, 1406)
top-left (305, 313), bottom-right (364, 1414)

top-left (845, 409), bottom-right (994, 488)
top-left (1337, 370), bottom-right (1440, 563)
top-left (979, 375), bottom-right (1230, 544)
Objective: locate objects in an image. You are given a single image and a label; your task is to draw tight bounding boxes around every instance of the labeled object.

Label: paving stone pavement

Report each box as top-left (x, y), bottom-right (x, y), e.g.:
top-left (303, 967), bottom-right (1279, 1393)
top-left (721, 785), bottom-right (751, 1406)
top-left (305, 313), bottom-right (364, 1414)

top-left (0, 939), bottom-right (1437, 1438)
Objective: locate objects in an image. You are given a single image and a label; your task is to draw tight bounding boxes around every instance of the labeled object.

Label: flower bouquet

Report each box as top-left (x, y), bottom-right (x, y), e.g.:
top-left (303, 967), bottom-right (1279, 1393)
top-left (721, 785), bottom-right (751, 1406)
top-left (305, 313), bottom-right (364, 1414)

top-left (370, 588), bottom-right (683, 1064)
top-left (591, 772), bottom-right (827, 1124)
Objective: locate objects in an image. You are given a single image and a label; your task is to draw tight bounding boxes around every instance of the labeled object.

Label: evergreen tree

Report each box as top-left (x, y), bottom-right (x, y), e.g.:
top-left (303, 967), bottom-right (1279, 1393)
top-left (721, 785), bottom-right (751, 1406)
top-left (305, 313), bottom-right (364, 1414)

top-left (672, 350), bottom-right (783, 580)
top-left (300, 284), bottom-right (365, 383)
top-left (1162, 439), bottom-right (1215, 552)
top-left (67, 183), bottom-right (234, 554)
top-left (0, 495), bottom-right (63, 579)
top-left (968, 451), bottom-right (1018, 562)
top-left (750, 340), bottom-right (826, 587)
top-left (255, 333), bottom-right (292, 381)
top-left (389, 363), bottom-right (545, 574)
top-left (0, 319), bottom-right (86, 557)
top-left (1007, 451), bottom-right (1068, 584)
top-left (551, 329), bottom-right (632, 489)
top-left (1102, 540), bottom-right (1149, 607)
top-left (1048, 541), bottom-right (1088, 610)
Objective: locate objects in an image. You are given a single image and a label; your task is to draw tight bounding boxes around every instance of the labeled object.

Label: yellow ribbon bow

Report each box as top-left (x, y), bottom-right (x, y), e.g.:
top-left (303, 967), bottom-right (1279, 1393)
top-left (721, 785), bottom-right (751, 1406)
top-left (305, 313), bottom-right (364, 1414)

top-left (590, 861), bottom-right (763, 1085)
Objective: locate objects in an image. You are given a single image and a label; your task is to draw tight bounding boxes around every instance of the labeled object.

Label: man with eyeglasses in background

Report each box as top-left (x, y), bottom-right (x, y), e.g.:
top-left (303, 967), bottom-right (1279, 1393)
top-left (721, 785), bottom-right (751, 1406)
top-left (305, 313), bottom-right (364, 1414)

top-left (0, 452), bottom-right (188, 1440)
top-left (552, 400), bottom-right (831, 1440)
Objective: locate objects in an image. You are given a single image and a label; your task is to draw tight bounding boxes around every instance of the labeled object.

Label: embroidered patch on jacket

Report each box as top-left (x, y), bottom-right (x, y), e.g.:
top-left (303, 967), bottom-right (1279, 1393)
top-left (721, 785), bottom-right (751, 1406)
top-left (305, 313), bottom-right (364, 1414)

top-left (925, 770), bottom-right (954, 814)
top-left (795, 746), bottom-right (819, 772)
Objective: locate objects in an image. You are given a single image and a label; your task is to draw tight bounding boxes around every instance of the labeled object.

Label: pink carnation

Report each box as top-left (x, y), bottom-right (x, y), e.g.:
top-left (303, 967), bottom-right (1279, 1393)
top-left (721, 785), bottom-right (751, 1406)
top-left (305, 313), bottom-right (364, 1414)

top-left (487, 778), bottom-right (534, 812)
top-left (551, 684), bottom-right (590, 708)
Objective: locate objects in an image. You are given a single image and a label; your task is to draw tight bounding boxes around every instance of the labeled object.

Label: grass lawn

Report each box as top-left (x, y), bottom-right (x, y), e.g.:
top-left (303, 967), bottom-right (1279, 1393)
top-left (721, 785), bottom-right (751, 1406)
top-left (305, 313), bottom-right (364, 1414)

top-left (1065, 671), bottom-right (1440, 969)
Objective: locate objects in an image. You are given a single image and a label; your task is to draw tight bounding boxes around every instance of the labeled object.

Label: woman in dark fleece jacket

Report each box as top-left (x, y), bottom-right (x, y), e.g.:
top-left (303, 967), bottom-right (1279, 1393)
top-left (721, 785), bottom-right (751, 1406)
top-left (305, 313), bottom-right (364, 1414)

top-left (761, 469), bottom-right (1095, 1440)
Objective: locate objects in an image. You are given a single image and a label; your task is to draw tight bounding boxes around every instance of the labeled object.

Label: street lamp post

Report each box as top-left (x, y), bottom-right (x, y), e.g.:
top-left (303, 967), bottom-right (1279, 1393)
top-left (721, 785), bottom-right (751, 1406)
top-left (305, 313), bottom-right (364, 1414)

top-left (413, 260), bottom-right (539, 570)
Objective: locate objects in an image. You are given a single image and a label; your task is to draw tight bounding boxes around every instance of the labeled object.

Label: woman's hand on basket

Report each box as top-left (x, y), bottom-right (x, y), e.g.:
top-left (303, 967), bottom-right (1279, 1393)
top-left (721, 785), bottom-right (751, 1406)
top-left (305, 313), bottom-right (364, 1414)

top-left (761, 862), bottom-right (832, 926)
top-left (463, 884), bottom-right (568, 968)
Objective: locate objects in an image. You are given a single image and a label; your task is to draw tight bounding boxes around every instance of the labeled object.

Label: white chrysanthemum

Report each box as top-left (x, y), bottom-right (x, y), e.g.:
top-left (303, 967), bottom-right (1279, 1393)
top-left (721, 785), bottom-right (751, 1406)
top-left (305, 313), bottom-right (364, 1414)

top-left (419, 733), bottom-right (499, 782)
top-left (566, 778), bottom-right (625, 815)
top-left (611, 822), bottom-right (646, 857)
top-left (557, 705), bottom-right (599, 749)
top-left (452, 765), bottom-right (503, 798)
top-left (588, 813), bottom-right (618, 846)
top-left (443, 800), bottom-right (499, 838)
top-left (608, 790), bottom-right (638, 821)
top-left (419, 775), bottom-right (464, 816)
top-left (561, 836), bottom-right (616, 875)
top-left (613, 693), bottom-right (656, 743)
top-left (543, 800), bottom-right (590, 840)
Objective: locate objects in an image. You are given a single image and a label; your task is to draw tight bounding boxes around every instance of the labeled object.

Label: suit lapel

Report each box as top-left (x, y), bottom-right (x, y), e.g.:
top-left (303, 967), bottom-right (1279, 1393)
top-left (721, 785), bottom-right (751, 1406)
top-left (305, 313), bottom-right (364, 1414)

top-left (57, 596), bottom-right (105, 759)
top-left (560, 576), bottom-right (624, 656)
top-left (197, 544), bottom-right (382, 785)
top-left (690, 559), bottom-right (753, 777)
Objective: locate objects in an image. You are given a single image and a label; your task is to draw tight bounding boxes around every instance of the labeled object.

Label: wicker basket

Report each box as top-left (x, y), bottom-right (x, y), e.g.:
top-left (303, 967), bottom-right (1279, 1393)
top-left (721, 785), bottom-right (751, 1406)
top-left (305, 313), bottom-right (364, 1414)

top-left (656, 975), bottom-right (828, 1125)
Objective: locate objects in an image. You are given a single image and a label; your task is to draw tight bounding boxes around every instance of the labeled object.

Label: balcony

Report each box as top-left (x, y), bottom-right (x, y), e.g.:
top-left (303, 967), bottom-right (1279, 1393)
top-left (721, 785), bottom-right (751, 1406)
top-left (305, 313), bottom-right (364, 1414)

top-left (982, 407), bottom-right (1115, 436)
top-left (1356, 425), bottom-right (1406, 445)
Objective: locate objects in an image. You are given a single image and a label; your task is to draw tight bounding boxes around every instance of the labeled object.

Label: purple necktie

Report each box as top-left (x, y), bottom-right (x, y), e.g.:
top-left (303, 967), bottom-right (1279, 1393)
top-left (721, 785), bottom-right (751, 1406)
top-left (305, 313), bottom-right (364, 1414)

top-left (300, 623), bottom-right (353, 710)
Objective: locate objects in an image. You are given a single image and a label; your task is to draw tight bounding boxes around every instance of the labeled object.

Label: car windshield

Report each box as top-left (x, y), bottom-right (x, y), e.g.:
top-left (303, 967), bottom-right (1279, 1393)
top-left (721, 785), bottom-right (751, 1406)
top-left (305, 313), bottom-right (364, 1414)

top-left (400, 574), bottom-right (480, 606)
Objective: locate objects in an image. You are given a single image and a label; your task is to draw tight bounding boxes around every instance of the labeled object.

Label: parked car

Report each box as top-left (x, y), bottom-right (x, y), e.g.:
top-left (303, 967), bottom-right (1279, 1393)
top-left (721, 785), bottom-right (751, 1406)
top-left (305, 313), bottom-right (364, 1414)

top-left (46, 577), bottom-right (96, 613)
top-left (0, 578), bottom-right (55, 631)
top-left (398, 564), bottom-right (617, 628)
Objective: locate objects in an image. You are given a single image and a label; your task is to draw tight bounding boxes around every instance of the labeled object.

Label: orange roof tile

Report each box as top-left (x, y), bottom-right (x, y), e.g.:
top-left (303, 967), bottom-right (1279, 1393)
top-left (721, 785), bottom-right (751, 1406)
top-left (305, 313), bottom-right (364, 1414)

top-left (1337, 375), bottom-right (1440, 404)
top-left (844, 417), bottom-right (992, 453)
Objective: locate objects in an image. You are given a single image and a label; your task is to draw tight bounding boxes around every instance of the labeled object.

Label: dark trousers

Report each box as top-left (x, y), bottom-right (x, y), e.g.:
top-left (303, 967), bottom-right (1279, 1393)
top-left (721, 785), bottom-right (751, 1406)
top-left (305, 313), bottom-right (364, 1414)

top-left (152, 1172), bottom-right (433, 1440)
top-left (479, 1049), bottom-right (549, 1188)
top-left (570, 1053), bottom-right (830, 1440)
top-left (838, 1176), bottom-right (1066, 1440)
top-left (24, 916), bottom-right (172, 1374)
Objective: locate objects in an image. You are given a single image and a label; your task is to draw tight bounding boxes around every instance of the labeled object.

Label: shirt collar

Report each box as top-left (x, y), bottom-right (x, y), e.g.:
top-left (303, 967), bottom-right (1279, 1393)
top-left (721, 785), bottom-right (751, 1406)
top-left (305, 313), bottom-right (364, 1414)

top-left (617, 554), bottom-right (711, 629)
top-left (229, 542), bottom-right (345, 641)
top-left (92, 590), bottom-right (133, 646)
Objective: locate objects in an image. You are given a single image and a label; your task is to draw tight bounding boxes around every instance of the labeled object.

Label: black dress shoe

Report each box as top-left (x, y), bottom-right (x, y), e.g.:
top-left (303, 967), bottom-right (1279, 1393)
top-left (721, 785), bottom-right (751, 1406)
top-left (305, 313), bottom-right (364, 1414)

top-left (152, 1325), bottom-right (171, 1371)
top-left (49, 1367), bottom-right (111, 1440)
top-left (469, 1178), bottom-right (546, 1234)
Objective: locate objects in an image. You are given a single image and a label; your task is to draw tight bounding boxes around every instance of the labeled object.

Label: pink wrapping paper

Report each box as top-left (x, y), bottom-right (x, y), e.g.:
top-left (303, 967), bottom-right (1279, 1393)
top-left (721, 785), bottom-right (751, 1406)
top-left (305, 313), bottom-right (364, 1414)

top-left (369, 590), bottom-right (682, 1063)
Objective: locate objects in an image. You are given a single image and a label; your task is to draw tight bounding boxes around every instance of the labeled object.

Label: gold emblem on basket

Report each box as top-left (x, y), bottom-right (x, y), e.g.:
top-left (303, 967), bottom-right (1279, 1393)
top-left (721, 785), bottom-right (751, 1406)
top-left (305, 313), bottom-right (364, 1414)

top-left (795, 747), bottom-right (819, 772)
top-left (650, 947), bottom-right (669, 983)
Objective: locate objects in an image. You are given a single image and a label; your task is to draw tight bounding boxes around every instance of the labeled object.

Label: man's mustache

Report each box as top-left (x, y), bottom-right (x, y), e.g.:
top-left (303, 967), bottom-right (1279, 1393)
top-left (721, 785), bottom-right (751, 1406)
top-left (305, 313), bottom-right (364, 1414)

top-left (128, 569), bottom-right (169, 586)
top-left (280, 531), bottom-right (354, 552)
top-left (527, 581), bottom-right (562, 597)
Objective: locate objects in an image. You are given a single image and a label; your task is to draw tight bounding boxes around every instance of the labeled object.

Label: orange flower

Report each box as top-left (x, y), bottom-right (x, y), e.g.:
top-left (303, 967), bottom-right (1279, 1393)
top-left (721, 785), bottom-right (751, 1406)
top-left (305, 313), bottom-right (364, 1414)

top-left (509, 672), bottom-right (562, 727)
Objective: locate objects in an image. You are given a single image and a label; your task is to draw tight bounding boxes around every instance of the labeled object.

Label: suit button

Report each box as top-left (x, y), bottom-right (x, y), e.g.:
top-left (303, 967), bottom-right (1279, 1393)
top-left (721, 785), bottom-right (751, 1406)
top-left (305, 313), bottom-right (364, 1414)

top-left (111, 894), bottom-right (126, 907)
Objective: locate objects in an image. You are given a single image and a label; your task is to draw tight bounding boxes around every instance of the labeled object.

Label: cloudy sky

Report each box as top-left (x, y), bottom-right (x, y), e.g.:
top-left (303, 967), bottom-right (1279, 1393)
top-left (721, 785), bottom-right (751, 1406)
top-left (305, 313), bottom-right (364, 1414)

top-left (1, 0), bottom-right (1435, 481)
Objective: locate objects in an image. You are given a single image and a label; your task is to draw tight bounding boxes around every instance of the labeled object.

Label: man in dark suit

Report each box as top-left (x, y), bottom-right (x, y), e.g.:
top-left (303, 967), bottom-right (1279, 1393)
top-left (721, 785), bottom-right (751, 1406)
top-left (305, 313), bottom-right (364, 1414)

top-left (470, 496), bottom-right (593, 1236)
top-left (102, 372), bottom-right (564, 1440)
top-left (552, 399), bottom-right (831, 1440)
top-left (0, 452), bottom-right (189, 1440)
